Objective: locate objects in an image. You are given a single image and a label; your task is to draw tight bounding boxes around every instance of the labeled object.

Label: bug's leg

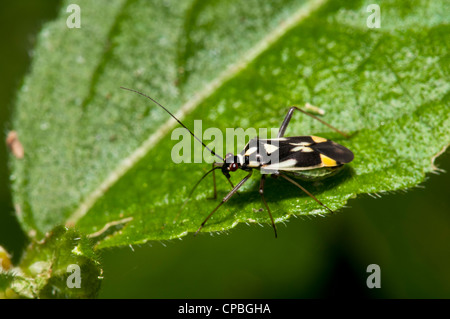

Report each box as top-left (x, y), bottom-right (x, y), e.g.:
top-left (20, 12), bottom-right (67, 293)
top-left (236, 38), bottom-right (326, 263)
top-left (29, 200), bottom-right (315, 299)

top-left (210, 163), bottom-right (217, 200)
top-left (225, 176), bottom-right (241, 196)
top-left (259, 175), bottom-right (277, 238)
top-left (277, 106), bottom-right (349, 138)
top-left (175, 166), bottom-right (221, 223)
top-left (211, 169), bottom-right (239, 199)
top-left (194, 170), bottom-right (253, 236)
top-left (212, 161), bottom-right (239, 196)
top-left (277, 107), bottom-right (296, 138)
top-left (225, 176), bottom-right (235, 190)
top-left (279, 174), bottom-right (335, 214)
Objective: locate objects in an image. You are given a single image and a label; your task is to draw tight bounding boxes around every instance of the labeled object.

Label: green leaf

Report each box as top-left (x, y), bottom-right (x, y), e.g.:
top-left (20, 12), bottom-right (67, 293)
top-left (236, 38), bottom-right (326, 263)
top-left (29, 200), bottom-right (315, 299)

top-left (0, 272), bottom-right (15, 294)
top-left (3, 226), bottom-right (102, 299)
top-left (10, 0), bottom-right (450, 250)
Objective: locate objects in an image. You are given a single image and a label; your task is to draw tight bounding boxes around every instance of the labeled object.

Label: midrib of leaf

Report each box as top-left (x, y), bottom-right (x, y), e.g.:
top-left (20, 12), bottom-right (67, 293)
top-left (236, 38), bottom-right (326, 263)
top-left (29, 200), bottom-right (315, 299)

top-left (66, 0), bottom-right (329, 226)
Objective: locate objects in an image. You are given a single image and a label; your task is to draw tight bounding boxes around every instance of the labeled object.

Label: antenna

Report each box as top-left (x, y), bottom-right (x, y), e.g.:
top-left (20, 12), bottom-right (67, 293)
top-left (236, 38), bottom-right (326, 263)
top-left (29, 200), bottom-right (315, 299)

top-left (120, 87), bottom-right (224, 162)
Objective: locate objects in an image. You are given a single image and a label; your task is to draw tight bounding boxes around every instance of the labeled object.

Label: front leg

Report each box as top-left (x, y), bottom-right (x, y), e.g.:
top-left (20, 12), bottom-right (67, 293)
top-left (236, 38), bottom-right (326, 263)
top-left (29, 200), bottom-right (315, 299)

top-left (195, 170), bottom-right (253, 236)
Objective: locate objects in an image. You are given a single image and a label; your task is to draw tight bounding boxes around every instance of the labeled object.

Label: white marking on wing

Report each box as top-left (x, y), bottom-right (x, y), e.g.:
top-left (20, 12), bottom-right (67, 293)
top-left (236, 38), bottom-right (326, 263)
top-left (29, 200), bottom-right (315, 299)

top-left (262, 159), bottom-right (297, 170)
top-left (290, 146), bottom-right (304, 152)
top-left (263, 143), bottom-right (279, 154)
top-left (289, 142), bottom-right (311, 146)
top-left (245, 146), bottom-right (258, 156)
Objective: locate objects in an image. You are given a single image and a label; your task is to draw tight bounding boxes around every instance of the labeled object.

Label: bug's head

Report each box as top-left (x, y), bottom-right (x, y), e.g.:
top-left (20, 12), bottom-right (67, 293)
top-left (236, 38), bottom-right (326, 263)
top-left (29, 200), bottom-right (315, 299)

top-left (221, 152), bottom-right (241, 178)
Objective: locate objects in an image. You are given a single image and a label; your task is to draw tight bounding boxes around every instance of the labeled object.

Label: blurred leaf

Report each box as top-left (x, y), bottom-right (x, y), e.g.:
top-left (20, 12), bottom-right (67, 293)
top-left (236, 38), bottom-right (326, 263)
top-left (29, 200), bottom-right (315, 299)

top-left (10, 0), bottom-right (450, 250)
top-left (2, 226), bottom-right (102, 299)
top-left (0, 272), bottom-right (14, 293)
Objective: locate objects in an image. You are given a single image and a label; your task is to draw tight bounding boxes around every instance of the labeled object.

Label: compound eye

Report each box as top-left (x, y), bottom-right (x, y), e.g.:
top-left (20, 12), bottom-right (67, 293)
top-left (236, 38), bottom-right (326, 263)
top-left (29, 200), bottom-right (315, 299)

top-left (229, 163), bottom-right (238, 172)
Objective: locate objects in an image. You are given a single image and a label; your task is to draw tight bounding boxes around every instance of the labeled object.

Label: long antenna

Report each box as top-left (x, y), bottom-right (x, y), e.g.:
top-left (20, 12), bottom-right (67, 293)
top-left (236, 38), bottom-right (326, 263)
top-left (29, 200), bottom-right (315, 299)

top-left (120, 87), bottom-right (224, 162)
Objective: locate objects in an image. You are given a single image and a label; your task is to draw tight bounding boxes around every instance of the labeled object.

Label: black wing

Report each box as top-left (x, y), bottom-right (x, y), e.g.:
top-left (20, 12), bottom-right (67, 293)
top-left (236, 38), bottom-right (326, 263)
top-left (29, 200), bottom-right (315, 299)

top-left (251, 136), bottom-right (353, 170)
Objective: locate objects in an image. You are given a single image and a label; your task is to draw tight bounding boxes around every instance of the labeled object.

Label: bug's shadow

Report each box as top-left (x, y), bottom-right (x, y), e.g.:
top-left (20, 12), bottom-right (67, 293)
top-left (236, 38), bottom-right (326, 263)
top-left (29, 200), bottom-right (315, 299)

top-left (223, 165), bottom-right (355, 208)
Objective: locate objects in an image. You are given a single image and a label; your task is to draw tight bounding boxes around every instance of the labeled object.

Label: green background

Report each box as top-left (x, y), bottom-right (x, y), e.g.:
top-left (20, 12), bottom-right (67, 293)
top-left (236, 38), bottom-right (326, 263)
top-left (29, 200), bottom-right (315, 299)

top-left (1, 0), bottom-right (449, 298)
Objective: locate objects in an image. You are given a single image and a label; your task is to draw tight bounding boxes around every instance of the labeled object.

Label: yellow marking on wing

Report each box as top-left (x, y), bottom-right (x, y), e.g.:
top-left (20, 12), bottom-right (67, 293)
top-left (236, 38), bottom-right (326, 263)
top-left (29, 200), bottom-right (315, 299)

top-left (312, 136), bottom-right (327, 143)
top-left (320, 154), bottom-right (337, 167)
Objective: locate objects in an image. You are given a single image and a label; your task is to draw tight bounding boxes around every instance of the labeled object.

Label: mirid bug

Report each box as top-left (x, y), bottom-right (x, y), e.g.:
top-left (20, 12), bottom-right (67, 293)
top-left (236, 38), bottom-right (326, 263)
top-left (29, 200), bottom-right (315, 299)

top-left (121, 87), bottom-right (354, 238)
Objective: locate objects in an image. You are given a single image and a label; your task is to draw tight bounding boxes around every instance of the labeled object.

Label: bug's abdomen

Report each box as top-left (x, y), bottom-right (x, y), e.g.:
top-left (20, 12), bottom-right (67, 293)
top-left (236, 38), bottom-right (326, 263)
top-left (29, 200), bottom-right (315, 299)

top-left (285, 165), bottom-right (344, 181)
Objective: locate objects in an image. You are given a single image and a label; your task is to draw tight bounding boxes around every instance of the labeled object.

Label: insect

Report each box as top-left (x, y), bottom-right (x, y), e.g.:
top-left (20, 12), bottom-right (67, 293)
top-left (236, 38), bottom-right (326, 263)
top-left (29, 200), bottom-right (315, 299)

top-left (121, 87), bottom-right (354, 237)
